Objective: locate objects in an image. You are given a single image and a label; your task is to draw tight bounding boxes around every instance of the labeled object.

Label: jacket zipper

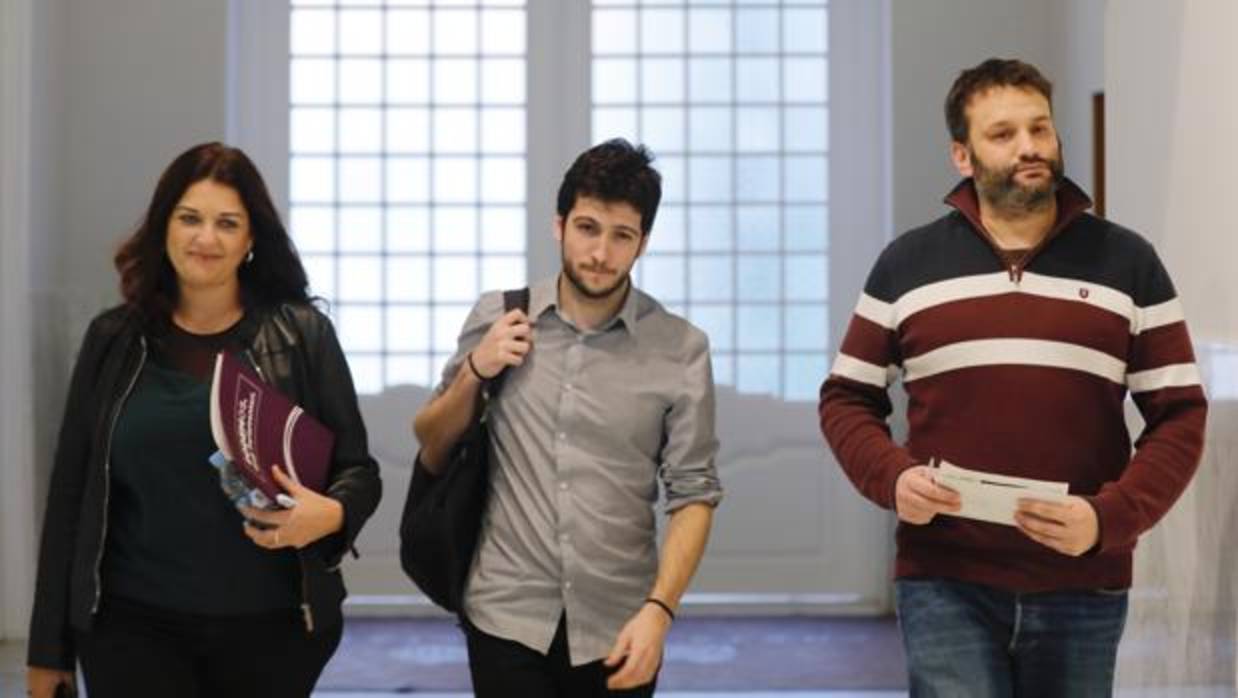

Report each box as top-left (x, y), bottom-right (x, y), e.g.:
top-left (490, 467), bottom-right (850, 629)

top-left (244, 346), bottom-right (316, 634)
top-left (1012, 233), bottom-right (1053, 286)
top-left (980, 239), bottom-right (1038, 286)
top-left (982, 225), bottom-right (1057, 286)
top-left (242, 348), bottom-right (267, 382)
top-left (92, 336), bottom-right (147, 615)
top-left (301, 596), bottom-right (315, 633)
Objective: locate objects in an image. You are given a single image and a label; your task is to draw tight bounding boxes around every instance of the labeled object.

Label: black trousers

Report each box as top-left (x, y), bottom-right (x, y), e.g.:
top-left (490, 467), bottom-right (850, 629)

top-left (464, 614), bottom-right (658, 698)
top-left (76, 596), bottom-right (341, 698)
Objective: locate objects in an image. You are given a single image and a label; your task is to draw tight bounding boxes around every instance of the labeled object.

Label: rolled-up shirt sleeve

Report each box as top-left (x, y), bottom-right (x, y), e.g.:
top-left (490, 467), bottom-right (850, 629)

top-left (659, 329), bottom-right (723, 512)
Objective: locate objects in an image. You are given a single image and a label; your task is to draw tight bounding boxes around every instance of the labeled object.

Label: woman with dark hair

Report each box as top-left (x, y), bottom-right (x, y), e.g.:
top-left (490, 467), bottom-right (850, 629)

top-left (26, 142), bottom-right (382, 698)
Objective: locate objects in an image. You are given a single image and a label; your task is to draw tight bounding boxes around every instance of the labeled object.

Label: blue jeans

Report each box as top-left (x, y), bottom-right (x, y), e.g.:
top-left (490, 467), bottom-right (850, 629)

top-left (895, 578), bottom-right (1128, 698)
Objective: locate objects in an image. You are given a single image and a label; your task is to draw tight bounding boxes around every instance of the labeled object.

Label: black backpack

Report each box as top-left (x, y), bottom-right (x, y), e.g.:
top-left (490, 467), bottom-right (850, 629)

top-left (399, 288), bottom-right (529, 612)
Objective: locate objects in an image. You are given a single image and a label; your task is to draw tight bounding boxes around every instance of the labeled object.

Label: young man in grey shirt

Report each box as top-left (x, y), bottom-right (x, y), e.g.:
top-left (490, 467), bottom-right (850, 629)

top-left (414, 139), bottom-right (722, 696)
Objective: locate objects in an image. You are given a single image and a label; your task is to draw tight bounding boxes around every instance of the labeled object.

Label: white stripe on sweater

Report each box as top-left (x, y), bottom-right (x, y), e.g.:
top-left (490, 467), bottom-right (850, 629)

top-left (892, 272), bottom-right (1137, 329)
top-left (854, 293), bottom-right (896, 330)
top-left (902, 338), bottom-right (1127, 385)
top-left (1127, 363), bottom-right (1202, 393)
top-left (869, 271), bottom-right (1182, 338)
top-left (831, 353), bottom-right (900, 388)
top-left (1131, 298), bottom-right (1185, 335)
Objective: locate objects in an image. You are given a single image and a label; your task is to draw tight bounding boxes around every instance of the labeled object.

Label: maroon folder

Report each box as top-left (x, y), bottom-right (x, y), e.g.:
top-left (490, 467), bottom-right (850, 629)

top-left (209, 351), bottom-right (334, 500)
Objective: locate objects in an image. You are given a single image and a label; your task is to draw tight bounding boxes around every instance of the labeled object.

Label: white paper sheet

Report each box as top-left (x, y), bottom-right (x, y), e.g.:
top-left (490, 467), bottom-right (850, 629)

top-left (933, 459), bottom-right (1070, 526)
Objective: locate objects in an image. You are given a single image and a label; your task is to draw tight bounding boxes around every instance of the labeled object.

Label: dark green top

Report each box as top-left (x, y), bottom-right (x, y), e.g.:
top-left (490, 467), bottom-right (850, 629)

top-left (101, 322), bottom-right (300, 614)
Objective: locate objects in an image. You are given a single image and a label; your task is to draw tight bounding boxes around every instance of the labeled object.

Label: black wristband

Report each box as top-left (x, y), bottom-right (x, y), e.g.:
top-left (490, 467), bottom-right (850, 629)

top-left (645, 597), bottom-right (675, 621)
top-left (466, 351), bottom-right (492, 381)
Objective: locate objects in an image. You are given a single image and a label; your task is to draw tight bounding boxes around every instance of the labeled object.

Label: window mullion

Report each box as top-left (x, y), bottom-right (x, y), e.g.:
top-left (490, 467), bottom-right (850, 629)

top-left (526, 0), bottom-right (592, 282)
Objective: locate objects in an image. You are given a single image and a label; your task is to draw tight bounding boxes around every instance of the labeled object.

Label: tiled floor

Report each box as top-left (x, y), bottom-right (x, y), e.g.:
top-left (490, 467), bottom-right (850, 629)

top-left (310, 692), bottom-right (1231, 698)
top-left (315, 616), bottom-right (906, 693)
top-left (1, 636), bottom-right (903, 697)
top-left (5, 635), bottom-right (1231, 698)
top-left (315, 694), bottom-right (903, 697)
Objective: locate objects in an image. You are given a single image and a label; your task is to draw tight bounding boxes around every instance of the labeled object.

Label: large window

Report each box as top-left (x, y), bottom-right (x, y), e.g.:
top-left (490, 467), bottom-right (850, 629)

top-left (286, 1), bottom-right (829, 401)
top-left (289, 0), bottom-right (528, 393)
top-left (591, 0), bottom-right (829, 401)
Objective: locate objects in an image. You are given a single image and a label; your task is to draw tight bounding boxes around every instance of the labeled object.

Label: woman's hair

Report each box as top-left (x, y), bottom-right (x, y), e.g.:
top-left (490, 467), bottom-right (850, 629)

top-left (115, 142), bottom-right (311, 329)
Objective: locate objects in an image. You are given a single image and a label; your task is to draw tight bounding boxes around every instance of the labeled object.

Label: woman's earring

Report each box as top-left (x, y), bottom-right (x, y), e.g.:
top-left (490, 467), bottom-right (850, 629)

top-left (246, 249), bottom-right (255, 264)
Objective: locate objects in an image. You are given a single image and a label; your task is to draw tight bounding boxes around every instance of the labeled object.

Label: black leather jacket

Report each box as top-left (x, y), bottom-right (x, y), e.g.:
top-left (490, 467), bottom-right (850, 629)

top-left (27, 303), bottom-right (382, 670)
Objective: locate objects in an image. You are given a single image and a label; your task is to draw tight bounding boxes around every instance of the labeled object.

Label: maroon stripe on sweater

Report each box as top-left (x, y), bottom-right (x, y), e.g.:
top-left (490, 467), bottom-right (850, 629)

top-left (837, 314), bottom-right (899, 367)
top-left (895, 529), bottom-right (1135, 592)
top-left (1129, 321), bottom-right (1197, 372)
top-left (1131, 383), bottom-right (1208, 429)
top-left (898, 293), bottom-right (1131, 361)
top-left (902, 365), bottom-right (1131, 488)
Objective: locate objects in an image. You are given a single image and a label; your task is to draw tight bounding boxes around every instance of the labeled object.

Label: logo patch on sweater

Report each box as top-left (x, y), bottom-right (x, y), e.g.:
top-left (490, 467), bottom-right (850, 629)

top-left (1079, 287), bottom-right (1090, 299)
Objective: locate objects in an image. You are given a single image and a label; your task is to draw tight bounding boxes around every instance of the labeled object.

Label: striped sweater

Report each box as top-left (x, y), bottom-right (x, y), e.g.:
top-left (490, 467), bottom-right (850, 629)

top-left (819, 179), bottom-right (1208, 592)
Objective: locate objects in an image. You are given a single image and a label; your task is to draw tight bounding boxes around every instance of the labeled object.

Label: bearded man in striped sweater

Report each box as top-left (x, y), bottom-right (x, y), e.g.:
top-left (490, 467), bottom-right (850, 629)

top-left (819, 58), bottom-right (1207, 698)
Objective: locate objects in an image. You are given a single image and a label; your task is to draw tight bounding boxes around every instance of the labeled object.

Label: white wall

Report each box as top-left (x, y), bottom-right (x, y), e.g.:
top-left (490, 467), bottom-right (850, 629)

top-left (1107, 1), bottom-right (1238, 340)
top-left (1045, 0), bottom-right (1105, 199)
top-left (59, 0), bottom-right (231, 333)
top-left (0, 0), bottom-right (71, 641)
top-left (1107, 0), bottom-right (1237, 691)
top-left (0, 0), bottom-right (233, 641)
top-left (1, 0), bottom-right (37, 641)
top-left (22, 0), bottom-right (70, 641)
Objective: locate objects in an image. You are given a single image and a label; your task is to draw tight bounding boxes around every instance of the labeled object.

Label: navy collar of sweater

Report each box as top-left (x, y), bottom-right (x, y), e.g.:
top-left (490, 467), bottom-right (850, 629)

top-left (944, 177), bottom-right (1094, 280)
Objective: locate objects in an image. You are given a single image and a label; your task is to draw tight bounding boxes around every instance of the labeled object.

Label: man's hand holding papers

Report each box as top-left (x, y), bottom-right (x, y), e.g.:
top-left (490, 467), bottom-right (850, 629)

top-left (932, 460), bottom-right (1069, 525)
top-left (1013, 497), bottom-right (1101, 557)
top-left (920, 460), bottom-right (1099, 556)
top-left (894, 465), bottom-right (962, 524)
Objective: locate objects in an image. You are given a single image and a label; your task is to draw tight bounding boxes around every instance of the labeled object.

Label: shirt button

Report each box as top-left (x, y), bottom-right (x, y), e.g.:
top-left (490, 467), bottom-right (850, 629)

top-left (559, 533), bottom-right (571, 544)
top-left (564, 581), bottom-right (573, 591)
top-left (559, 482), bottom-right (569, 492)
top-left (557, 432), bottom-right (566, 441)
top-left (564, 383), bottom-right (573, 391)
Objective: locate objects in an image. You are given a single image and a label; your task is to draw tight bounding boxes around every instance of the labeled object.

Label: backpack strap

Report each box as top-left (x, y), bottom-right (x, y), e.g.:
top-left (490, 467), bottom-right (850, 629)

top-left (486, 287), bottom-right (531, 397)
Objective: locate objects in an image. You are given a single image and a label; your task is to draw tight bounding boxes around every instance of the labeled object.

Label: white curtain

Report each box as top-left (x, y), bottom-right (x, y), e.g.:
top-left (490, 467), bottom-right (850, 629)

top-left (1108, 1), bottom-right (1237, 694)
top-left (1118, 407), bottom-right (1237, 695)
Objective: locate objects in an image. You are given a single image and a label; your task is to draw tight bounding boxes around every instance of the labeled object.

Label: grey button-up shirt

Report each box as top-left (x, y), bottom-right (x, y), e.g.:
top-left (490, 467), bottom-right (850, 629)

top-left (435, 275), bottom-right (722, 665)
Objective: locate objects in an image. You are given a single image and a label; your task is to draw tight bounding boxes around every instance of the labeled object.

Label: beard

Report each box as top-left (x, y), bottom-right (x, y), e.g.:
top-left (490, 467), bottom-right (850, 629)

top-left (561, 247), bottom-right (631, 301)
top-left (971, 145), bottom-right (1065, 214)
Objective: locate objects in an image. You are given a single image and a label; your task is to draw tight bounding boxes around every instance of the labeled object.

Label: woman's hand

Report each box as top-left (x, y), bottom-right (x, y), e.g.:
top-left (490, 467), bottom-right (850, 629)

top-left (27, 666), bottom-right (74, 698)
top-left (242, 466), bottom-right (344, 550)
